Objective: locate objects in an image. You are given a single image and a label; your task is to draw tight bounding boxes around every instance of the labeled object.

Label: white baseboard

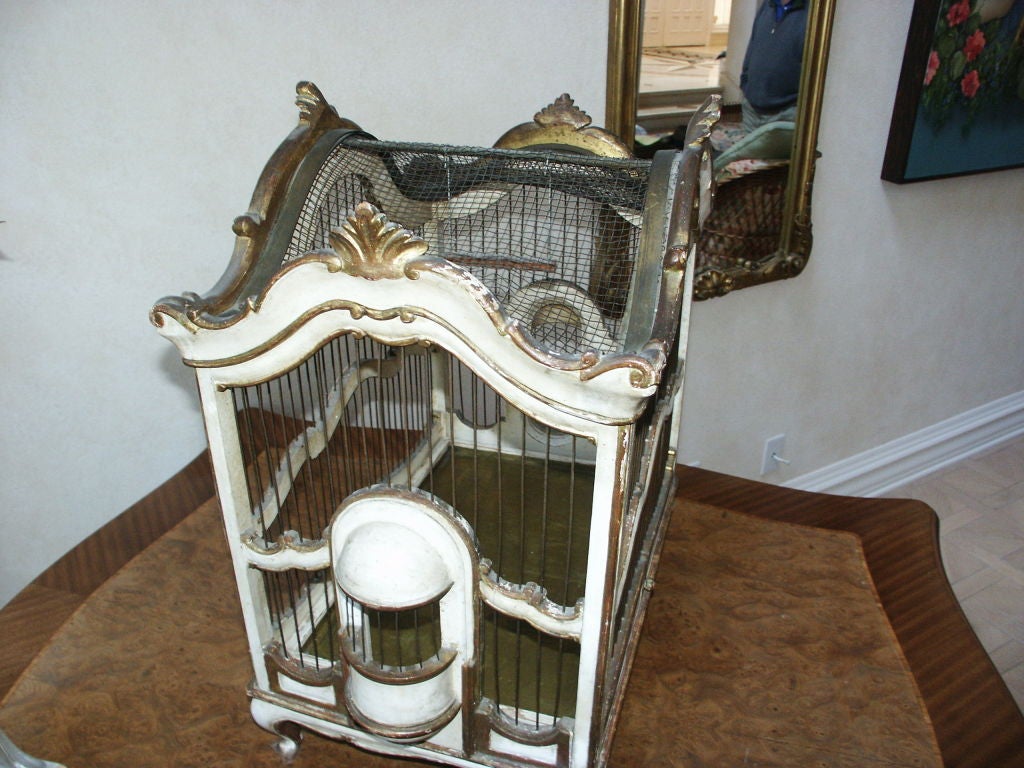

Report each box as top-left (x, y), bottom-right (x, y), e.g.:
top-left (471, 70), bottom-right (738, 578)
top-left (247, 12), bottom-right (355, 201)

top-left (786, 391), bottom-right (1024, 498)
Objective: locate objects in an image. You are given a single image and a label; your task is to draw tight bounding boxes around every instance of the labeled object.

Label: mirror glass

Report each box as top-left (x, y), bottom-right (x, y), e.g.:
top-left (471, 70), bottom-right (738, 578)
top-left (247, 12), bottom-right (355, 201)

top-left (606, 0), bottom-right (836, 299)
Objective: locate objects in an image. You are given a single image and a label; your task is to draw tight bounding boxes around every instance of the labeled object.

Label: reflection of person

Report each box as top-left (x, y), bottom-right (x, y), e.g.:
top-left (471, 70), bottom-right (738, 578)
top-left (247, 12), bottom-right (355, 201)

top-left (740, 0), bottom-right (809, 132)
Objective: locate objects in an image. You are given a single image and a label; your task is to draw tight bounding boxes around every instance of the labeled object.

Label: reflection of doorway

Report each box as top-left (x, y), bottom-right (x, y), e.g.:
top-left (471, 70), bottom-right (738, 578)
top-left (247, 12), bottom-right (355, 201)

top-left (643, 0), bottom-right (716, 48)
top-left (637, 0), bottom-right (754, 139)
top-left (637, 0), bottom-right (730, 136)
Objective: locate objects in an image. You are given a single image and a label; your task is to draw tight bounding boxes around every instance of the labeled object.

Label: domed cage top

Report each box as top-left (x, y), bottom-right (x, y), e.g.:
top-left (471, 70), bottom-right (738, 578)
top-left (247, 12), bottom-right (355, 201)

top-left (152, 83), bottom-right (718, 768)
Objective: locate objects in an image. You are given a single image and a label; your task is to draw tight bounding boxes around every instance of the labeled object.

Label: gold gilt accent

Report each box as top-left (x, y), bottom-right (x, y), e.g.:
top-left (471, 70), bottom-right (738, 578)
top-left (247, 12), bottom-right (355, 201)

top-left (493, 93), bottom-right (632, 158)
top-left (693, 269), bottom-right (735, 301)
top-left (294, 80), bottom-right (352, 128)
top-left (328, 202), bottom-right (430, 280)
top-left (534, 93), bottom-right (592, 130)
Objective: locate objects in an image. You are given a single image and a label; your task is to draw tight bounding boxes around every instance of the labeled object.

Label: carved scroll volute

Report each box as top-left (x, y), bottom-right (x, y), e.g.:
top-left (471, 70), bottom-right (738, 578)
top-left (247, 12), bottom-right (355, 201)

top-left (161, 82), bottom-right (363, 323)
top-left (295, 81), bottom-right (358, 130)
top-left (327, 202), bottom-right (431, 279)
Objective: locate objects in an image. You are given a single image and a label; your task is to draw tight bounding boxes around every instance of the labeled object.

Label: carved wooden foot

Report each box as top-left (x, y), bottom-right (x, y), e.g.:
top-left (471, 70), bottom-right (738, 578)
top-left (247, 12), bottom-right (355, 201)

top-left (251, 699), bottom-right (303, 763)
top-left (271, 721), bottom-right (303, 763)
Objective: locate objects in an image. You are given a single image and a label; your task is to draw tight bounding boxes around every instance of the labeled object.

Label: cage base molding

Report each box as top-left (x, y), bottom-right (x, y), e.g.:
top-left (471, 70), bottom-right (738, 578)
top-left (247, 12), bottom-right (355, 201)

top-left (152, 83), bottom-right (718, 768)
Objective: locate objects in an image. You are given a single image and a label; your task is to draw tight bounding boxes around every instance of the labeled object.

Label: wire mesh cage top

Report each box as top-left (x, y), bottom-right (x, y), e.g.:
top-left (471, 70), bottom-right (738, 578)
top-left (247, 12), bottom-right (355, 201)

top-left (280, 137), bottom-right (651, 357)
top-left (153, 84), bottom-right (718, 418)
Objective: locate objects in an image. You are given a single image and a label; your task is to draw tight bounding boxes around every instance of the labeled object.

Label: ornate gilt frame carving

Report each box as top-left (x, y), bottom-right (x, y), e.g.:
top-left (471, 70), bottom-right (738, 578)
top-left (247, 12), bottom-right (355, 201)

top-left (605, 0), bottom-right (837, 300)
top-left (494, 93), bottom-right (633, 158)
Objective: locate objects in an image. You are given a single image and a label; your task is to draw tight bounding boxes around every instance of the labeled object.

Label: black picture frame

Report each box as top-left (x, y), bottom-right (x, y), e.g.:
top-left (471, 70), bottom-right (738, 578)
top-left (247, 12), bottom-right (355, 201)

top-left (882, 0), bottom-right (1024, 183)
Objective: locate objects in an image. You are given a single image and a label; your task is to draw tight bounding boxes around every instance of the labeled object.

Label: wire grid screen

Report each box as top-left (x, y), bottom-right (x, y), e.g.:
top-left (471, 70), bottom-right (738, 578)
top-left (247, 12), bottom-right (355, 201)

top-left (228, 331), bottom-right (593, 724)
top-left (429, 358), bottom-right (593, 728)
top-left (230, 335), bottom-right (436, 672)
top-left (283, 137), bottom-right (652, 356)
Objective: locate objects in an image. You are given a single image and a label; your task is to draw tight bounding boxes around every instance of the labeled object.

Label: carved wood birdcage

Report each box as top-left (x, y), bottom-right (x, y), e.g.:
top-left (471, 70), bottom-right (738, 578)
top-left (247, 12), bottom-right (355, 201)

top-left (152, 83), bottom-right (717, 768)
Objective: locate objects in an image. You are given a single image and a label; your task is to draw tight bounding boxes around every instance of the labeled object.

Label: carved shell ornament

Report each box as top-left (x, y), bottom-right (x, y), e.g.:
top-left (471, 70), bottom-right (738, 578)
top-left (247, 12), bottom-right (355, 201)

top-left (534, 93), bottom-right (593, 130)
top-left (328, 202), bottom-right (430, 280)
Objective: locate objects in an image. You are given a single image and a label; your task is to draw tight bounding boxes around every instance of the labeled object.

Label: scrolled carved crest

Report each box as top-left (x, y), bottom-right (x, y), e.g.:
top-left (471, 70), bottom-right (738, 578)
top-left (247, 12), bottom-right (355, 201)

top-left (534, 93), bottom-right (592, 130)
top-left (493, 93), bottom-right (632, 158)
top-left (328, 202), bottom-right (430, 280)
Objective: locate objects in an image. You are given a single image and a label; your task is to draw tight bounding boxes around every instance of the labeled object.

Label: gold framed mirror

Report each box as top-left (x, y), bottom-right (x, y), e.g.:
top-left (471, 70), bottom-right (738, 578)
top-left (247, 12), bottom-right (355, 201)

top-left (606, 0), bottom-right (836, 299)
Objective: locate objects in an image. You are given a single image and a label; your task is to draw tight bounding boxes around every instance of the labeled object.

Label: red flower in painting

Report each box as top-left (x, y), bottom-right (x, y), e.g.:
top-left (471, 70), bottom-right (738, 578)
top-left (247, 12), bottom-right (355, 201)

top-left (946, 0), bottom-right (971, 26)
top-left (964, 29), bottom-right (986, 61)
top-left (961, 69), bottom-right (981, 98)
top-left (924, 50), bottom-right (940, 84)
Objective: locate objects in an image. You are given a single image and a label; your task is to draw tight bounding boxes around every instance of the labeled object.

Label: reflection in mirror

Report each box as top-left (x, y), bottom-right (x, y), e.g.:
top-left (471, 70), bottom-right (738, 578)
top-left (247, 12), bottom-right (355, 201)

top-left (606, 0), bottom-right (836, 300)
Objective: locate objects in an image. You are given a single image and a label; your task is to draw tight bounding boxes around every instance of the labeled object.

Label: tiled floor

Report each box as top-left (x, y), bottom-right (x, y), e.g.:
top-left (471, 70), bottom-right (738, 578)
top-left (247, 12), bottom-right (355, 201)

top-left (890, 436), bottom-right (1024, 711)
top-left (636, 43), bottom-right (732, 137)
top-left (639, 46), bottom-right (723, 96)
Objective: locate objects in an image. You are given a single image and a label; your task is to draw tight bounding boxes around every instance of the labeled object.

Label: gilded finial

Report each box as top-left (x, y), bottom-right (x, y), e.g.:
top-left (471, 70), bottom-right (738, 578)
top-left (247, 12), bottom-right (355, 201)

top-left (534, 94), bottom-right (592, 130)
top-left (328, 202), bottom-right (429, 280)
top-left (295, 81), bottom-right (328, 123)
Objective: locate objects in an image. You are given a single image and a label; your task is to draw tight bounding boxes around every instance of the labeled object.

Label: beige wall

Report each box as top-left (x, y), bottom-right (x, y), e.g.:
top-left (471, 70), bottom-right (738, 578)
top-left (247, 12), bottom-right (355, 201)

top-left (676, 1), bottom-right (1024, 478)
top-left (0, 0), bottom-right (609, 607)
top-left (2, 1), bottom-right (1022, 609)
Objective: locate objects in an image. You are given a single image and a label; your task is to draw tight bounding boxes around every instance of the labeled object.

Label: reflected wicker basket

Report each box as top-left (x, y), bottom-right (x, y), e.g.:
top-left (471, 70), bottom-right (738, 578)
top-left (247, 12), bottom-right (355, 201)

top-left (696, 164), bottom-right (789, 273)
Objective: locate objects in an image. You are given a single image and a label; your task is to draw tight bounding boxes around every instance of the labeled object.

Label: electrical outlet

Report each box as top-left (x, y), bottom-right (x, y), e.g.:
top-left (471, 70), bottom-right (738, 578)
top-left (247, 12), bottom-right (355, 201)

top-left (760, 434), bottom-right (787, 476)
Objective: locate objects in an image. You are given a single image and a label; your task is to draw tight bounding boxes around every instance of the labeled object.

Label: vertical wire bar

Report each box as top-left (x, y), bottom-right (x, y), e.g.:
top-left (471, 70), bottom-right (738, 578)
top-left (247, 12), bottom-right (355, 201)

top-left (388, 353), bottom-right (401, 481)
top-left (447, 356), bottom-right (457, 510)
top-left (378, 344), bottom-right (392, 483)
top-left (292, 362), bottom-right (324, 537)
top-left (274, 375), bottom-right (291, 514)
top-left (495, 391), bottom-right (504, 576)
top-left (553, 436), bottom-right (579, 719)
top-left (471, 369), bottom-right (479, 530)
top-left (237, 389), bottom-right (267, 540)
top-left (535, 625), bottom-right (543, 726)
top-left (302, 571), bottom-right (321, 669)
top-left (399, 347), bottom-right (414, 488)
top-left (492, 606), bottom-right (502, 714)
top-left (553, 634), bottom-right (566, 721)
top-left (518, 415), bottom-right (527, 584)
top-left (376, 351), bottom-right (391, 486)
top-left (302, 354), bottom-right (332, 532)
top-left (565, 436), bottom-right (578, 603)
top-left (423, 352), bottom-right (435, 494)
top-left (354, 339), bottom-right (373, 488)
top-left (536, 423), bottom-right (553, 725)
top-left (312, 346), bottom-right (340, 512)
top-left (280, 374), bottom-right (315, 540)
top-left (478, 593), bottom-right (487, 703)
top-left (284, 569), bottom-right (303, 666)
top-left (375, 608), bottom-right (384, 666)
top-left (326, 580), bottom-right (337, 663)
top-left (346, 595), bottom-right (355, 656)
top-left (333, 337), bottom-right (357, 496)
top-left (362, 603), bottom-right (370, 662)
top-left (540, 425), bottom-right (551, 590)
top-left (264, 570), bottom-right (285, 649)
top-left (368, 340), bottom-right (384, 484)
top-left (433, 601), bottom-right (442, 662)
top-left (394, 611), bottom-right (403, 671)
top-left (413, 602), bottom-right (422, 668)
top-left (514, 412), bottom-right (527, 724)
top-left (390, 355), bottom-right (401, 478)
top-left (254, 387), bottom-right (285, 541)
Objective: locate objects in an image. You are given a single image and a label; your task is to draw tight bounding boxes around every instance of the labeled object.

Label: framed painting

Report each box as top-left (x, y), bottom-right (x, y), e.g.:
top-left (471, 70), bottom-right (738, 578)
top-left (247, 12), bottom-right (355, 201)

top-left (882, 0), bottom-right (1024, 183)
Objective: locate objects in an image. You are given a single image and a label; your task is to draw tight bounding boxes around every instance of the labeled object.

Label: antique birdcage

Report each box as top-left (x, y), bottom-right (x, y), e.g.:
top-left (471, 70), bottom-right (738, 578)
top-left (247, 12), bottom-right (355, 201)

top-left (152, 83), bottom-right (716, 768)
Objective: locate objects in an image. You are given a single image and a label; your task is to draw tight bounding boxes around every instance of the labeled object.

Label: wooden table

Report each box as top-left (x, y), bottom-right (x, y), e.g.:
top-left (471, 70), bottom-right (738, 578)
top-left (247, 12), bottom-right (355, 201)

top-left (1, 460), bottom-right (1021, 766)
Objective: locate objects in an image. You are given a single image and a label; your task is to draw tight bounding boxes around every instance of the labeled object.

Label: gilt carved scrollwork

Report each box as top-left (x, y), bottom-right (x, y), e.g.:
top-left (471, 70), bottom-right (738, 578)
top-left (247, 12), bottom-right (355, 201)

top-left (327, 202), bottom-right (431, 280)
top-left (494, 93), bottom-right (633, 158)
